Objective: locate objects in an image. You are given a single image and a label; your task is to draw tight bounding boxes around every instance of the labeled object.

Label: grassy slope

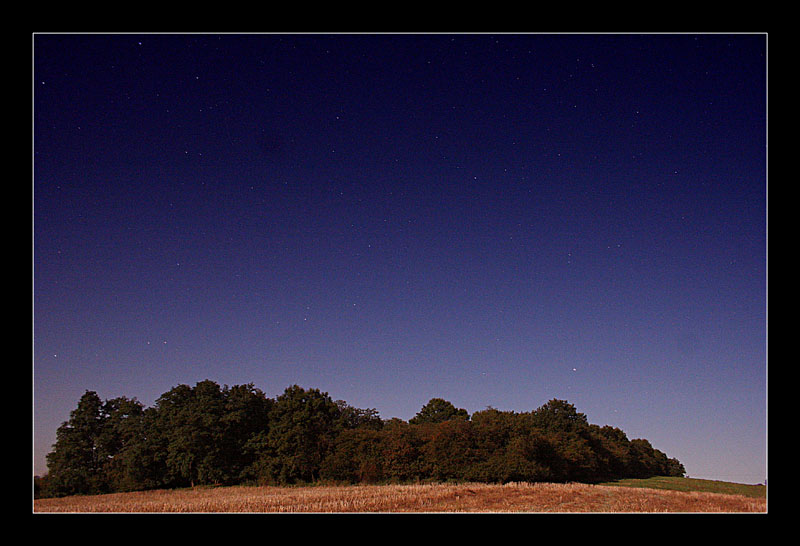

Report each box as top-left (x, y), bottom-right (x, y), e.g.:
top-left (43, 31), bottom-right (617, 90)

top-left (598, 476), bottom-right (766, 499)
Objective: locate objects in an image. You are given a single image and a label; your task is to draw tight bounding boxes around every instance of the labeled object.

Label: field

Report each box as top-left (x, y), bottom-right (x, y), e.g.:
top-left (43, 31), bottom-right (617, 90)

top-left (599, 476), bottom-right (766, 498)
top-left (33, 478), bottom-right (766, 513)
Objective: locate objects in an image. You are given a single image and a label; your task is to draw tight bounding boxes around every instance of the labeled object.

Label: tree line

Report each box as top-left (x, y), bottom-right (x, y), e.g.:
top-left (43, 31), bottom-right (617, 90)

top-left (35, 380), bottom-right (685, 498)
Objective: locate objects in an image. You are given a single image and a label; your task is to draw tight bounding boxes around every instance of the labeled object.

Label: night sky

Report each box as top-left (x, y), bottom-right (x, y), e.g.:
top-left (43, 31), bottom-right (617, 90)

top-left (33, 33), bottom-right (767, 484)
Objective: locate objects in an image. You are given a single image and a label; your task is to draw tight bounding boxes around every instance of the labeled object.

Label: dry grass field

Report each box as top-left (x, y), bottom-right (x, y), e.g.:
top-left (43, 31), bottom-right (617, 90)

top-left (33, 481), bottom-right (767, 513)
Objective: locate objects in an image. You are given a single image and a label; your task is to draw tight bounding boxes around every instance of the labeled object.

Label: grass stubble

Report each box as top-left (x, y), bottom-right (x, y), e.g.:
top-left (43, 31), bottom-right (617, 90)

top-left (33, 481), bottom-right (767, 513)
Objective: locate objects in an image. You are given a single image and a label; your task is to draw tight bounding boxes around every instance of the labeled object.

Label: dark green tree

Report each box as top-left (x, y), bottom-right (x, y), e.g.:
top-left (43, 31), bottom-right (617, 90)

top-left (463, 407), bottom-right (519, 482)
top-left (511, 413), bottom-right (568, 482)
top-left (666, 457), bottom-right (686, 477)
top-left (627, 438), bottom-right (662, 478)
top-left (320, 428), bottom-right (386, 483)
top-left (96, 396), bottom-right (147, 492)
top-left (44, 391), bottom-right (108, 496)
top-left (153, 380), bottom-right (228, 487)
top-left (531, 399), bottom-right (589, 433)
top-left (501, 429), bottom-right (558, 483)
top-left (418, 419), bottom-right (478, 482)
top-left (109, 406), bottom-right (169, 491)
top-left (251, 385), bottom-right (341, 484)
top-left (409, 398), bottom-right (469, 425)
top-left (379, 419), bottom-right (425, 483)
top-left (219, 383), bottom-right (273, 482)
top-left (335, 400), bottom-right (383, 431)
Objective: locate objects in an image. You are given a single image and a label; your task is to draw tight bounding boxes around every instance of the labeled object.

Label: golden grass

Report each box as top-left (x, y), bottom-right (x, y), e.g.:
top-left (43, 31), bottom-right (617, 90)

top-left (33, 481), bottom-right (767, 513)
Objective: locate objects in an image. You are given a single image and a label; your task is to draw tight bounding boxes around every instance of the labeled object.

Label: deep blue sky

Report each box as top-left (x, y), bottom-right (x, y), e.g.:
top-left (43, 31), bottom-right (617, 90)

top-left (33, 33), bottom-right (767, 484)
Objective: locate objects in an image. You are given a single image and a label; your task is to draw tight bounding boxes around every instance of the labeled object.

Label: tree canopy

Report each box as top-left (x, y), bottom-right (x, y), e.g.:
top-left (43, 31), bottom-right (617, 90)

top-left (37, 382), bottom-right (685, 498)
top-left (409, 398), bottom-right (470, 424)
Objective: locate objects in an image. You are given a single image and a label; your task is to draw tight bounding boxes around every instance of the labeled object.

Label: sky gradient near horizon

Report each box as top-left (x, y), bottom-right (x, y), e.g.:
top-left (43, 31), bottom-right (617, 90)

top-left (33, 33), bottom-right (767, 484)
